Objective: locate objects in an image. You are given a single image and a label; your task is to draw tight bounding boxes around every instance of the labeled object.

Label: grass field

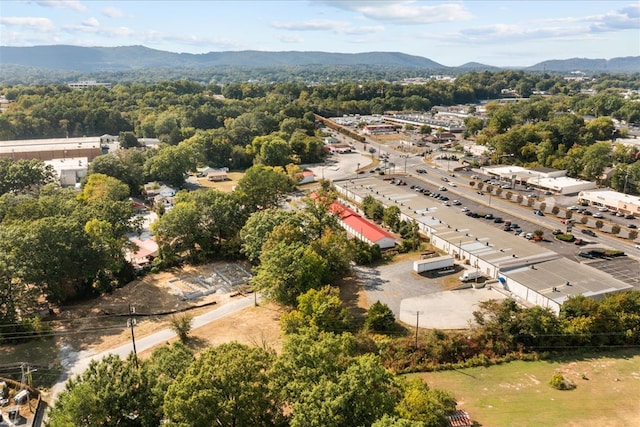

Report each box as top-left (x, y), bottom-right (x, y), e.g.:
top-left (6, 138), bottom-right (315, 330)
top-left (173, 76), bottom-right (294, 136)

top-left (416, 349), bottom-right (640, 427)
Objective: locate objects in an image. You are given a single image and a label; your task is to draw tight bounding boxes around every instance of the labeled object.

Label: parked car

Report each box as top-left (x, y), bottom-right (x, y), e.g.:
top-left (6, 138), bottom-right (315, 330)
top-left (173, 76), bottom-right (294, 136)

top-left (578, 251), bottom-right (595, 258)
top-left (574, 239), bottom-right (587, 245)
top-left (503, 225), bottom-right (512, 231)
top-left (439, 186), bottom-right (447, 191)
top-left (598, 207), bottom-right (608, 212)
top-left (629, 224), bottom-right (637, 229)
top-left (484, 213), bottom-right (494, 220)
top-left (449, 182), bottom-right (457, 187)
top-left (453, 200), bottom-right (462, 206)
top-left (568, 206), bottom-right (580, 211)
top-left (625, 214), bottom-right (635, 219)
top-left (616, 212), bottom-right (625, 217)
top-left (593, 213), bottom-right (603, 218)
top-left (552, 229), bottom-right (562, 235)
top-left (581, 229), bottom-right (596, 237)
top-left (501, 184), bottom-right (512, 189)
top-left (493, 217), bottom-right (503, 223)
top-left (533, 209), bottom-right (544, 216)
top-left (461, 206), bottom-right (469, 212)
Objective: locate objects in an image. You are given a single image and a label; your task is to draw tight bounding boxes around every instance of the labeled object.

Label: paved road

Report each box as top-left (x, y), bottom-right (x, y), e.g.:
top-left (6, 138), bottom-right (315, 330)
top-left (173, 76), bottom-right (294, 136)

top-left (50, 294), bottom-right (257, 402)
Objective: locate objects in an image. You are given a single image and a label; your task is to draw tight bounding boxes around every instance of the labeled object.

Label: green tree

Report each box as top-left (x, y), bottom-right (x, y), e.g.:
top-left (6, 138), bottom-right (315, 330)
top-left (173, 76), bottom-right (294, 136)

top-left (396, 378), bottom-right (457, 426)
top-left (164, 342), bottom-right (283, 427)
top-left (119, 131), bottom-right (140, 148)
top-left (280, 286), bottom-right (351, 334)
top-left (78, 173), bottom-right (130, 202)
top-left (0, 158), bottom-right (56, 195)
top-left (141, 342), bottom-right (194, 426)
top-left (383, 205), bottom-right (402, 231)
top-left (251, 241), bottom-right (328, 306)
top-left (47, 354), bottom-right (149, 427)
top-left (152, 201), bottom-right (203, 262)
top-left (235, 164), bottom-right (295, 212)
top-left (365, 301), bottom-right (397, 332)
top-left (240, 209), bottom-right (305, 263)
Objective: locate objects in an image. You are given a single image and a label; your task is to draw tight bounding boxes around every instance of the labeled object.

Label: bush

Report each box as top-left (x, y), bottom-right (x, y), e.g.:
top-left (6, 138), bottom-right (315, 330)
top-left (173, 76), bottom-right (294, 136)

top-left (170, 313), bottom-right (193, 342)
top-left (612, 225), bottom-right (621, 235)
top-left (556, 233), bottom-right (575, 242)
top-left (365, 301), bottom-right (396, 333)
top-left (549, 373), bottom-right (576, 390)
top-left (580, 216), bottom-right (589, 224)
top-left (552, 206), bottom-right (560, 215)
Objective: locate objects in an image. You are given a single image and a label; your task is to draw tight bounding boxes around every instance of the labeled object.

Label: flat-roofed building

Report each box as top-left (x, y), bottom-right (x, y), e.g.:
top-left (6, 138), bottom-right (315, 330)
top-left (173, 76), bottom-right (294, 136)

top-left (578, 189), bottom-right (640, 217)
top-left (44, 157), bottom-right (88, 187)
top-left (498, 258), bottom-right (632, 314)
top-left (336, 177), bottom-right (635, 313)
top-left (0, 136), bottom-right (114, 161)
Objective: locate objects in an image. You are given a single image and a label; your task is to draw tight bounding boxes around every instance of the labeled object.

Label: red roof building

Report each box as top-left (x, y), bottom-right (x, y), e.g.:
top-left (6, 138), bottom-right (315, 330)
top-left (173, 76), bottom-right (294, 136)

top-left (328, 200), bottom-right (396, 249)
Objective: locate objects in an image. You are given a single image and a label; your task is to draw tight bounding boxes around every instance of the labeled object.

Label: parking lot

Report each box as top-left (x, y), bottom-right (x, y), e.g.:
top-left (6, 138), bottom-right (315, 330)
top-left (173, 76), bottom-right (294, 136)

top-left (357, 260), bottom-right (507, 330)
top-left (586, 257), bottom-right (640, 290)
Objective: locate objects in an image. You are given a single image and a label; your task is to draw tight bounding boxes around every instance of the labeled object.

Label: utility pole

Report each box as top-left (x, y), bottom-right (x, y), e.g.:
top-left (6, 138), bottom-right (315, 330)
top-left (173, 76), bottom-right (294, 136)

top-left (127, 303), bottom-right (138, 368)
top-left (413, 310), bottom-right (423, 348)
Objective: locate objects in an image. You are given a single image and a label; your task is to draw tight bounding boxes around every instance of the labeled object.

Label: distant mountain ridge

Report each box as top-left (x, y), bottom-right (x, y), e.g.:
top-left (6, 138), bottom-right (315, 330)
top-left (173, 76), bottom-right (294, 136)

top-left (0, 45), bottom-right (638, 74)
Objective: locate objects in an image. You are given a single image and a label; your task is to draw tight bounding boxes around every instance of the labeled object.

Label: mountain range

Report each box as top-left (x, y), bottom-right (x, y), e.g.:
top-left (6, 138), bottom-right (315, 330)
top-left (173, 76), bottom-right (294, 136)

top-left (0, 45), bottom-right (638, 74)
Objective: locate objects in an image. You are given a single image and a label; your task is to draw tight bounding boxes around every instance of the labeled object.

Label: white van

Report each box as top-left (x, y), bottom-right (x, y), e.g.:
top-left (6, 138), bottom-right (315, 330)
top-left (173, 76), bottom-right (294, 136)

top-left (459, 270), bottom-right (484, 282)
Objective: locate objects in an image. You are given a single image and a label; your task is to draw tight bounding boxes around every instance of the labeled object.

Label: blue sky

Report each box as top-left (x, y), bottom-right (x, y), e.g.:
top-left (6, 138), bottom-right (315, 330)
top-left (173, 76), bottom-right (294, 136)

top-left (1, 0), bottom-right (639, 67)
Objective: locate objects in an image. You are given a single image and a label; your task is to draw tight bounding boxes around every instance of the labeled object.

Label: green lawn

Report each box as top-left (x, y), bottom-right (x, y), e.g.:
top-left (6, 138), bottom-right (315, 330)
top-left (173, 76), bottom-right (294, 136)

top-left (415, 349), bottom-right (640, 427)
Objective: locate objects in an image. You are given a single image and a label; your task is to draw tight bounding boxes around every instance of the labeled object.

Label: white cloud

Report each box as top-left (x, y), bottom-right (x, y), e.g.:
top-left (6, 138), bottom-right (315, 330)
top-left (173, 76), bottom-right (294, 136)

top-left (102, 6), bottom-right (125, 18)
top-left (32, 0), bottom-right (87, 12)
top-left (278, 34), bottom-right (304, 44)
top-left (271, 19), bottom-right (384, 36)
top-left (271, 19), bottom-right (347, 31)
top-left (315, 0), bottom-right (472, 24)
top-left (82, 17), bottom-right (99, 28)
top-left (0, 16), bottom-right (55, 31)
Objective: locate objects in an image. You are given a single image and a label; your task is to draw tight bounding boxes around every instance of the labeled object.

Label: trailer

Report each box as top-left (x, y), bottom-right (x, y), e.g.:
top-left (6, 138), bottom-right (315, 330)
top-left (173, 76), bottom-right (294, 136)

top-left (413, 255), bottom-right (454, 273)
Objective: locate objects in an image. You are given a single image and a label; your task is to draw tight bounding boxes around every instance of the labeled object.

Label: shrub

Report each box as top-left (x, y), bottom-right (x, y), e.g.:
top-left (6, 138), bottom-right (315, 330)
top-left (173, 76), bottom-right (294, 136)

top-left (612, 225), bottom-right (621, 235)
top-left (516, 195), bottom-right (523, 203)
top-left (552, 206), bottom-right (560, 215)
top-left (365, 301), bottom-right (396, 333)
top-left (580, 216), bottom-right (589, 224)
top-left (595, 220), bottom-right (604, 229)
top-left (505, 191), bottom-right (513, 200)
top-left (549, 373), bottom-right (576, 390)
top-left (556, 233), bottom-right (575, 242)
top-left (539, 202), bottom-right (546, 211)
top-left (469, 181), bottom-right (476, 187)
top-left (170, 314), bottom-right (193, 342)
top-left (629, 230), bottom-right (638, 240)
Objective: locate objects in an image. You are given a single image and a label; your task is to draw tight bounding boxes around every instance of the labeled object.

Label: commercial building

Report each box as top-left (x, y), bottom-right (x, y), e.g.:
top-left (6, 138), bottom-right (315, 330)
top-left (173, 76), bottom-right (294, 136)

top-left (336, 177), bottom-right (632, 314)
top-left (0, 135), bottom-right (117, 161)
top-left (578, 189), bottom-right (640, 217)
top-left (481, 165), bottom-right (596, 195)
top-left (44, 157), bottom-right (88, 187)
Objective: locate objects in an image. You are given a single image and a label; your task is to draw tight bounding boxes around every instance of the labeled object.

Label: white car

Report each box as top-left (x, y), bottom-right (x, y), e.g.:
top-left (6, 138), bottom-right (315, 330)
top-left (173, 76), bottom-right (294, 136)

top-left (593, 213), bottom-right (603, 218)
top-left (453, 200), bottom-right (462, 206)
top-left (442, 201), bottom-right (450, 206)
top-left (636, 243), bottom-right (640, 249)
top-left (461, 207), bottom-right (469, 212)
top-left (598, 207), bottom-right (608, 212)
top-left (568, 206), bottom-right (580, 211)
top-left (449, 182), bottom-right (457, 187)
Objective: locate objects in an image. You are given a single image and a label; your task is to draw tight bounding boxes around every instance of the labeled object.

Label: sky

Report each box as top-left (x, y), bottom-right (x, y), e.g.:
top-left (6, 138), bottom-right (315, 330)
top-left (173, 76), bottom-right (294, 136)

top-left (1, 0), bottom-right (639, 67)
